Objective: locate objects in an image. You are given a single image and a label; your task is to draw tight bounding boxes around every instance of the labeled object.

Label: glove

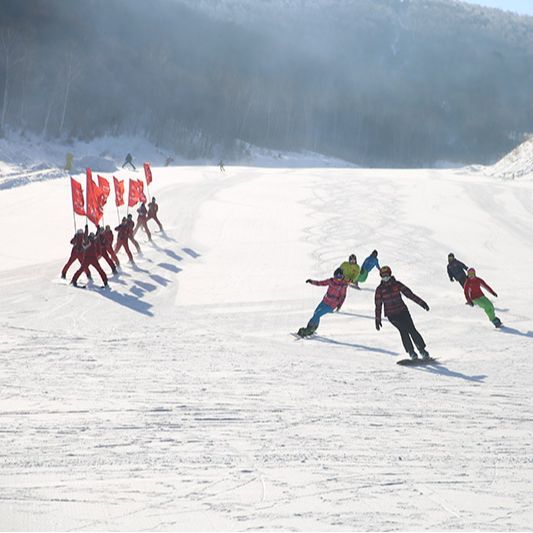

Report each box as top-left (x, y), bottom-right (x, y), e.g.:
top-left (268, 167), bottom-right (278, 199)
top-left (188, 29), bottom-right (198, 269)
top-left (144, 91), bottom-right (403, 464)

top-left (450, 278), bottom-right (454, 283)
top-left (336, 305), bottom-right (342, 312)
top-left (493, 292), bottom-right (498, 298)
top-left (466, 301), bottom-right (474, 307)
top-left (421, 302), bottom-right (430, 311)
top-left (375, 319), bottom-right (382, 331)
top-left (305, 279), bottom-right (311, 284)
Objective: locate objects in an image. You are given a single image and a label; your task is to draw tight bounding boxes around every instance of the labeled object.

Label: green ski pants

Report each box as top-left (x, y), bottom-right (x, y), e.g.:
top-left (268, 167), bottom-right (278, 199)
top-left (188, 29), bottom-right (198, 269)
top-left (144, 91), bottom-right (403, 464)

top-left (473, 296), bottom-right (496, 321)
top-left (357, 269), bottom-right (369, 283)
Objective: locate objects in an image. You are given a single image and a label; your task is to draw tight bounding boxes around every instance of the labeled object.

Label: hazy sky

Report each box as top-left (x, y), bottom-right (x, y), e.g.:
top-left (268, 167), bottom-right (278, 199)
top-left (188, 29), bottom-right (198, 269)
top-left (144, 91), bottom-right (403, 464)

top-left (462, 0), bottom-right (533, 16)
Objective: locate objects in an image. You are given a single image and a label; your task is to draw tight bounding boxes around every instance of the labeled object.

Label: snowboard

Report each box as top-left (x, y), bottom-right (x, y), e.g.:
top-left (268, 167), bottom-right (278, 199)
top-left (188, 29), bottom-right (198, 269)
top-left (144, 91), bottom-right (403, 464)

top-left (290, 332), bottom-right (316, 340)
top-left (397, 357), bottom-right (438, 366)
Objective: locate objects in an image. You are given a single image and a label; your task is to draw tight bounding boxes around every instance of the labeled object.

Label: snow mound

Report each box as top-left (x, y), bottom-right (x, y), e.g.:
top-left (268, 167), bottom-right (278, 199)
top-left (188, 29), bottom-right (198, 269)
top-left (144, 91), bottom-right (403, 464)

top-left (483, 135), bottom-right (533, 180)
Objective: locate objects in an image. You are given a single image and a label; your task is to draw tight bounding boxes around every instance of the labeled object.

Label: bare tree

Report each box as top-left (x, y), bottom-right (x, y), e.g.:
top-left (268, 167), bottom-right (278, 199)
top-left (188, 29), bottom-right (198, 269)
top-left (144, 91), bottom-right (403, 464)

top-left (0, 27), bottom-right (23, 134)
top-left (58, 46), bottom-right (82, 136)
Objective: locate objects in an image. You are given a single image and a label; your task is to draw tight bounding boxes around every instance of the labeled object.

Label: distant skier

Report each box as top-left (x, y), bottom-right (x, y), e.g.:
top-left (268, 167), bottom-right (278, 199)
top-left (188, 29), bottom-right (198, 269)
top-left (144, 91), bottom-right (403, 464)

top-left (126, 214), bottom-right (141, 253)
top-left (357, 250), bottom-right (380, 285)
top-left (375, 266), bottom-right (430, 360)
top-left (464, 267), bottom-right (501, 327)
top-left (122, 153), bottom-right (136, 170)
top-left (297, 268), bottom-right (349, 337)
top-left (219, 160), bottom-right (225, 173)
top-left (164, 156), bottom-right (174, 167)
top-left (147, 197), bottom-right (164, 231)
top-left (336, 254), bottom-right (361, 310)
top-left (133, 202), bottom-right (152, 241)
top-left (61, 228), bottom-right (90, 280)
top-left (114, 217), bottom-right (134, 263)
top-left (447, 252), bottom-right (469, 287)
top-left (64, 152), bottom-right (74, 172)
top-left (71, 232), bottom-right (108, 288)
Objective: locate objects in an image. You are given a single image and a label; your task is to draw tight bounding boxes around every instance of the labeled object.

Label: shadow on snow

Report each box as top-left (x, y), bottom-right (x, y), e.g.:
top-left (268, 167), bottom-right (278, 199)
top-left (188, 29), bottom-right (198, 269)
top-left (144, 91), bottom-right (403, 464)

top-left (312, 335), bottom-right (399, 356)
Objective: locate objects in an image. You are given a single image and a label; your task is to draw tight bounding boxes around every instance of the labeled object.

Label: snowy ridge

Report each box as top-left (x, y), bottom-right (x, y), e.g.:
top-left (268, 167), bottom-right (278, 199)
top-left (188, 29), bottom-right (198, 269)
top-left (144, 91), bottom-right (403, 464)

top-left (482, 135), bottom-right (533, 180)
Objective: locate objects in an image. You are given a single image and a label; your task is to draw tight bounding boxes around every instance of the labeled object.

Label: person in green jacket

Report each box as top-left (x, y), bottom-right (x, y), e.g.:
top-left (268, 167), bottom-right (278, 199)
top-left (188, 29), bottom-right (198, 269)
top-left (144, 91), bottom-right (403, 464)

top-left (336, 254), bottom-right (361, 310)
top-left (64, 152), bottom-right (74, 172)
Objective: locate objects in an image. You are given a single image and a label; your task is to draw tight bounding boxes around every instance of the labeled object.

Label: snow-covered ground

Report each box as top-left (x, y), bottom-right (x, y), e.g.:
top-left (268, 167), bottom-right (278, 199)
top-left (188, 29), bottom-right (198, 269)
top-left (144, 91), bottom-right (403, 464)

top-left (0, 140), bottom-right (532, 531)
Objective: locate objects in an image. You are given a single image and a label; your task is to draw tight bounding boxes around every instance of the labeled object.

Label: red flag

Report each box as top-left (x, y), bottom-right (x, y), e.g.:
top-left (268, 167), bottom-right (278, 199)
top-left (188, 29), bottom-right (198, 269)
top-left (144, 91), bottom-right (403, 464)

top-left (128, 179), bottom-right (140, 207)
top-left (113, 176), bottom-right (124, 207)
top-left (98, 175), bottom-right (110, 203)
top-left (137, 179), bottom-right (147, 203)
top-left (86, 173), bottom-right (104, 225)
top-left (70, 177), bottom-right (85, 216)
top-left (143, 162), bottom-right (152, 185)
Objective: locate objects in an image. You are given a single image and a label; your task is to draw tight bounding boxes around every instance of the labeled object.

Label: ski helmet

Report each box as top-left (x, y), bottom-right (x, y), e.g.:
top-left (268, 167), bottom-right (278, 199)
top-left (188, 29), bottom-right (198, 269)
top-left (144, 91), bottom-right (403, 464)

top-left (448, 253), bottom-right (455, 259)
top-left (467, 267), bottom-right (476, 277)
top-left (380, 265), bottom-right (392, 278)
top-left (372, 250), bottom-right (378, 256)
top-left (349, 254), bottom-right (357, 263)
top-left (334, 268), bottom-right (345, 279)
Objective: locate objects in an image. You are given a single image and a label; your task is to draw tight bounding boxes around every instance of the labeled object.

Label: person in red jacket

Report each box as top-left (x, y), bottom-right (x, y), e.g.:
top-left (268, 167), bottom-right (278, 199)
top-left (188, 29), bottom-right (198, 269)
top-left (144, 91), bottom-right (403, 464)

top-left (297, 268), bottom-right (349, 337)
top-left (114, 217), bottom-right (135, 263)
top-left (95, 226), bottom-right (117, 274)
top-left (103, 225), bottom-right (120, 267)
top-left (464, 267), bottom-right (501, 327)
top-left (147, 197), bottom-right (163, 232)
top-left (71, 233), bottom-right (108, 288)
top-left (133, 202), bottom-right (152, 241)
top-left (61, 228), bottom-right (91, 280)
top-left (126, 214), bottom-right (141, 253)
top-left (375, 266), bottom-right (430, 360)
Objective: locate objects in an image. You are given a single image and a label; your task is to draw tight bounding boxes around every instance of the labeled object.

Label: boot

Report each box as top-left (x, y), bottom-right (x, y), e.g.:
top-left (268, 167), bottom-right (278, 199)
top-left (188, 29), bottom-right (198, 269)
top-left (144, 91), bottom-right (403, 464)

top-left (408, 351), bottom-right (418, 360)
top-left (418, 347), bottom-right (430, 360)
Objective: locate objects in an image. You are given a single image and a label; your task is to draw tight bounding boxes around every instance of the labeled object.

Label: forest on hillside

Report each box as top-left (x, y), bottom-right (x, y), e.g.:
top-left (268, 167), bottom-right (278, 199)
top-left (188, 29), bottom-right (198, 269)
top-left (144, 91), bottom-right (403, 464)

top-left (0, 0), bottom-right (532, 166)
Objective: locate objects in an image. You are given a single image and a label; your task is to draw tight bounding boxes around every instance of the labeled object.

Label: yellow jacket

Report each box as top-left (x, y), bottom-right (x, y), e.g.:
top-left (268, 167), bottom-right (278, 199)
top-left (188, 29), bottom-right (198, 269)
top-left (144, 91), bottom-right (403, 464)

top-left (340, 261), bottom-right (360, 283)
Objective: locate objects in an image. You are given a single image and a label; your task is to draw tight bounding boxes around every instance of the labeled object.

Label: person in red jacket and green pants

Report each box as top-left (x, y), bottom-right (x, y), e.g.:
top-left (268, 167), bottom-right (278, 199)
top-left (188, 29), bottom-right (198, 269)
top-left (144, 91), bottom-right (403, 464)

top-left (464, 268), bottom-right (501, 328)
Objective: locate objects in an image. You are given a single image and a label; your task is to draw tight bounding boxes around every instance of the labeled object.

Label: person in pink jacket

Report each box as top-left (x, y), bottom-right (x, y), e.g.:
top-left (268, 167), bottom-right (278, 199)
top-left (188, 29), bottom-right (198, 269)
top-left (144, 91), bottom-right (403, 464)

top-left (297, 268), bottom-right (349, 337)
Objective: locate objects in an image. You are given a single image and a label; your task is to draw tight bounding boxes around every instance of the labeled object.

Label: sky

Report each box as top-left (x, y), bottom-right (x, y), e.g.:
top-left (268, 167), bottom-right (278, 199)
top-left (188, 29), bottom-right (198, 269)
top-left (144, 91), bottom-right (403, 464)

top-left (461, 0), bottom-right (533, 16)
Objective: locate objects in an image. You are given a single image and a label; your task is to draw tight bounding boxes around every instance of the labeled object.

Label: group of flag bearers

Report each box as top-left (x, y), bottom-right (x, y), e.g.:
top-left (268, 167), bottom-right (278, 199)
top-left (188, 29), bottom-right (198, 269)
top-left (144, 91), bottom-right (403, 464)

top-left (62, 163), bottom-right (164, 288)
top-left (297, 251), bottom-right (502, 361)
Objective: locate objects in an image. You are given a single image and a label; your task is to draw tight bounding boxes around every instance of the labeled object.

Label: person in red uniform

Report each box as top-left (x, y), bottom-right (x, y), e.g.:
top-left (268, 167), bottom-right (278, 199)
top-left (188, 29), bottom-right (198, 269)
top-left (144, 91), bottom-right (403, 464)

top-left (464, 267), bottom-right (501, 327)
top-left (95, 226), bottom-right (117, 274)
top-left (103, 225), bottom-right (120, 267)
top-left (147, 197), bottom-right (163, 232)
top-left (61, 228), bottom-right (92, 280)
top-left (375, 265), bottom-right (430, 360)
top-left (133, 202), bottom-right (152, 241)
top-left (114, 217), bottom-right (135, 263)
top-left (126, 214), bottom-right (141, 253)
top-left (71, 232), bottom-right (108, 287)
top-left (297, 268), bottom-right (349, 337)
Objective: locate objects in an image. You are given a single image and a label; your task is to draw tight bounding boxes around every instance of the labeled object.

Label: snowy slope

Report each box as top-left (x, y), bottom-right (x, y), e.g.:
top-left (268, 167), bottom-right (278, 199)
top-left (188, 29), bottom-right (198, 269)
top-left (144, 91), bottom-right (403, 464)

top-left (0, 154), bottom-right (532, 530)
top-left (481, 135), bottom-right (533, 180)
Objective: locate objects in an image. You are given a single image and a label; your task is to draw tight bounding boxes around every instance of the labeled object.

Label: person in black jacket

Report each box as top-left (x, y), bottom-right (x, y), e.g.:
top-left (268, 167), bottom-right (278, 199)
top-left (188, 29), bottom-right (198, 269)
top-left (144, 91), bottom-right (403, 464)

top-left (447, 253), bottom-right (469, 287)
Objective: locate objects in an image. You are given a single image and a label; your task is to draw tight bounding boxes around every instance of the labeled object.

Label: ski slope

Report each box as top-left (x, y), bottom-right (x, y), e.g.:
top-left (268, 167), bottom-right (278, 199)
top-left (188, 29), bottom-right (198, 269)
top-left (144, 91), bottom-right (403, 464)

top-left (0, 160), bottom-right (532, 531)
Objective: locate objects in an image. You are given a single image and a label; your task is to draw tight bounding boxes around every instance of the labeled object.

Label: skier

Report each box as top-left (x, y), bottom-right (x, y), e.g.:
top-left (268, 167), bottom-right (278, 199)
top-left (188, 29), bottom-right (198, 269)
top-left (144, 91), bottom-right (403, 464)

top-left (64, 152), bottom-right (74, 172)
top-left (297, 268), bottom-right (349, 337)
top-left (336, 254), bottom-right (361, 310)
top-left (375, 265), bottom-right (430, 360)
top-left (126, 214), bottom-right (141, 253)
top-left (219, 160), bottom-right (225, 172)
top-left (164, 156), bottom-right (174, 167)
top-left (114, 217), bottom-right (135, 263)
top-left (102, 225), bottom-right (120, 267)
top-left (133, 202), bottom-right (152, 241)
top-left (464, 268), bottom-right (501, 327)
top-left (147, 197), bottom-right (163, 231)
top-left (122, 153), bottom-right (136, 170)
top-left (96, 226), bottom-right (118, 274)
top-left (357, 250), bottom-right (380, 285)
top-left (61, 228), bottom-right (91, 280)
top-left (447, 253), bottom-right (469, 287)
top-left (71, 233), bottom-right (109, 288)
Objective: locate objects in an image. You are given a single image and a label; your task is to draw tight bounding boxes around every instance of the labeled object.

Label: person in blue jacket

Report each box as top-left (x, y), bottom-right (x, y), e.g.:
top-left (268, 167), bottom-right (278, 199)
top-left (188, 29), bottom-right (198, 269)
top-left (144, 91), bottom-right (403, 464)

top-left (357, 250), bottom-right (380, 286)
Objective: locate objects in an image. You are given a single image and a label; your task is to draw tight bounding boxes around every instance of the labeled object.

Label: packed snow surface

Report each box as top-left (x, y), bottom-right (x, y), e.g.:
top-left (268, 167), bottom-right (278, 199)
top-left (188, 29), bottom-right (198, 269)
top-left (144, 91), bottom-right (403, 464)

top-left (0, 146), bottom-right (532, 530)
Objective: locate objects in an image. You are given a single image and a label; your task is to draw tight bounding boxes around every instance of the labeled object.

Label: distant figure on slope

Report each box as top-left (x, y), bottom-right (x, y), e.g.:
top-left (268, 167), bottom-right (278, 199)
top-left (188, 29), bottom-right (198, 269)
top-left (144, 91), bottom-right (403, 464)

top-left (337, 254), bottom-right (361, 310)
top-left (447, 252), bottom-right (469, 287)
top-left (71, 232), bottom-right (108, 288)
top-left (133, 202), bottom-right (152, 241)
top-left (357, 250), bottom-right (380, 285)
top-left (375, 265), bottom-right (430, 360)
top-left (64, 152), bottom-right (74, 172)
top-left (464, 268), bottom-right (501, 328)
top-left (122, 152), bottom-right (136, 170)
top-left (297, 268), bottom-right (349, 337)
top-left (61, 228), bottom-right (90, 280)
top-left (219, 160), bottom-right (225, 173)
top-left (114, 217), bottom-right (135, 263)
top-left (164, 156), bottom-right (174, 167)
top-left (147, 197), bottom-right (164, 232)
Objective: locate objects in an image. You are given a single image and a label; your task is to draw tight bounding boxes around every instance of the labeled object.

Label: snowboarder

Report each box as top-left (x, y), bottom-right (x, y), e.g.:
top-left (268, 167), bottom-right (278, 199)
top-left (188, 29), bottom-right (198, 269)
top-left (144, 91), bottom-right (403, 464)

top-left (447, 252), bottom-right (469, 287)
top-left (219, 160), bottom-right (225, 173)
top-left (375, 265), bottom-right (430, 360)
top-left (357, 250), bottom-right (380, 284)
top-left (122, 153), bottom-right (136, 170)
top-left (147, 197), bottom-right (163, 231)
top-left (297, 268), bottom-right (349, 337)
top-left (126, 214), bottom-right (141, 253)
top-left (133, 202), bottom-right (152, 241)
top-left (464, 268), bottom-right (501, 327)
top-left (336, 254), bottom-right (361, 310)
top-left (71, 232), bottom-right (109, 288)
top-left (114, 217), bottom-right (135, 263)
top-left (61, 228), bottom-right (91, 280)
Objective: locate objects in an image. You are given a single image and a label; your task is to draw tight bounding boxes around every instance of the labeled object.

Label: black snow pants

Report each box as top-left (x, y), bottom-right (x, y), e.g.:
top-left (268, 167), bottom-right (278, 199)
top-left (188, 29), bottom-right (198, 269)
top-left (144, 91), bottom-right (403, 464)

top-left (387, 310), bottom-right (426, 354)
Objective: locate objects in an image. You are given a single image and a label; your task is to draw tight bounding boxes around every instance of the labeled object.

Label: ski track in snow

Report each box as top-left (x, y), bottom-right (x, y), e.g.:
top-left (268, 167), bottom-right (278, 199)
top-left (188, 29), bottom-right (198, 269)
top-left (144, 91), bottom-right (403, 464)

top-left (0, 166), bottom-right (532, 530)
